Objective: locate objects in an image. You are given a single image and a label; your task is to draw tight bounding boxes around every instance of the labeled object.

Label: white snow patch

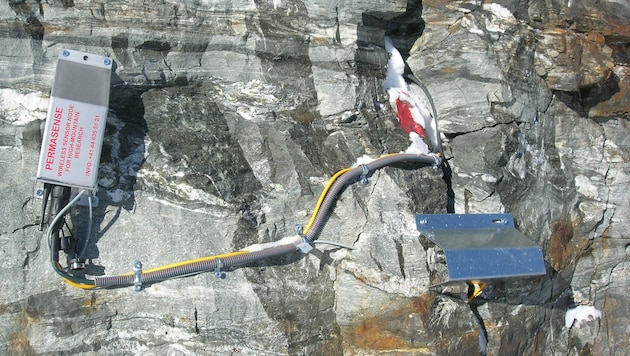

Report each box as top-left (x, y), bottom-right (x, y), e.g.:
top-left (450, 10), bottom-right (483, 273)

top-left (353, 154), bottom-right (375, 167)
top-left (173, 181), bottom-right (226, 204)
top-left (244, 235), bottom-right (301, 253)
top-left (137, 168), bottom-right (230, 207)
top-left (404, 132), bottom-right (430, 155)
top-left (565, 305), bottom-right (602, 328)
top-left (0, 88), bottom-right (48, 125)
top-left (98, 176), bottom-right (117, 189)
top-left (383, 37), bottom-right (407, 91)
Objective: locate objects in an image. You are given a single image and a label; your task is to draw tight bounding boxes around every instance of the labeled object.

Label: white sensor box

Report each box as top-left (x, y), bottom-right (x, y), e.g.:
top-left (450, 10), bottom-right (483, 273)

top-left (36, 49), bottom-right (112, 190)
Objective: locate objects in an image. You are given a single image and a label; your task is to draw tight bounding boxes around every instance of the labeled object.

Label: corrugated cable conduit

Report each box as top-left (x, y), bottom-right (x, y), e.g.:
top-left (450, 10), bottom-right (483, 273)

top-left (65, 152), bottom-right (440, 289)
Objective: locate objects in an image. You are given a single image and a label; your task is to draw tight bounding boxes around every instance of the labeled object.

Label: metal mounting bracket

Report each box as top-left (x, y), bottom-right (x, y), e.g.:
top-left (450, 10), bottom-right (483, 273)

top-left (416, 213), bottom-right (546, 283)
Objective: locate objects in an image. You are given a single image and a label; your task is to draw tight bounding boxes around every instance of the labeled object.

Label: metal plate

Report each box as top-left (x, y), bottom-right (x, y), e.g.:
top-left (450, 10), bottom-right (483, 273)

top-left (416, 213), bottom-right (514, 230)
top-left (444, 246), bottom-right (545, 281)
top-left (35, 49), bottom-right (112, 190)
top-left (416, 213), bottom-right (546, 282)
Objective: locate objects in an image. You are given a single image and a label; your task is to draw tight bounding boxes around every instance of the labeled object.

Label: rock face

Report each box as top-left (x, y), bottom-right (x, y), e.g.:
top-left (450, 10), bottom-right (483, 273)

top-left (1, 0), bottom-right (629, 355)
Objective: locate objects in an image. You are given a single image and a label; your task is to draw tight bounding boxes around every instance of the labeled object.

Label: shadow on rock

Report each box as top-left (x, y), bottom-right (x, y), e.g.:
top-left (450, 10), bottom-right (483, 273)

top-left (71, 63), bottom-right (149, 276)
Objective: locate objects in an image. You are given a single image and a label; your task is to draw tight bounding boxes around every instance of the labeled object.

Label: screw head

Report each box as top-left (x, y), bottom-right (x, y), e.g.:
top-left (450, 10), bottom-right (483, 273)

top-left (61, 49), bottom-right (70, 57)
top-left (103, 58), bottom-right (112, 66)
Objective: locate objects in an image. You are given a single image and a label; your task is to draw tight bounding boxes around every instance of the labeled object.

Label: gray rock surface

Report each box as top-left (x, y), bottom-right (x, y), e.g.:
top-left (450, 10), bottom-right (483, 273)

top-left (1, 0), bottom-right (629, 354)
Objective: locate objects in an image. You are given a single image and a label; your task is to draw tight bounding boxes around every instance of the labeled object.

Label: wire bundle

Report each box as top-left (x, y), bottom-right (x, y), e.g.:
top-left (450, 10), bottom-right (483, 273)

top-left (51, 152), bottom-right (441, 290)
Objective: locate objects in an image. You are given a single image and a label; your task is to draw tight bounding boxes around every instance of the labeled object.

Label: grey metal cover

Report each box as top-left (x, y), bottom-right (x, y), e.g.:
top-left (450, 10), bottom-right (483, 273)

top-left (416, 213), bottom-right (546, 282)
top-left (36, 49), bottom-right (112, 189)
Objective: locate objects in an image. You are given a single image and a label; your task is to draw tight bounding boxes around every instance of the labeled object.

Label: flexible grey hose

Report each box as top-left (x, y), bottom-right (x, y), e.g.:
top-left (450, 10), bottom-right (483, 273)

top-left (95, 242), bottom-right (298, 288)
top-left (94, 152), bottom-right (441, 289)
top-left (305, 153), bottom-right (441, 242)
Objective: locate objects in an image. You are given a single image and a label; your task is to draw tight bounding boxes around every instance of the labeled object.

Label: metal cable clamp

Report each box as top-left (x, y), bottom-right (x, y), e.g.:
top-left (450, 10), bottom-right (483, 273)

top-left (294, 224), bottom-right (313, 254)
top-left (360, 164), bottom-right (369, 185)
top-left (214, 258), bottom-right (224, 278)
top-left (133, 260), bottom-right (143, 291)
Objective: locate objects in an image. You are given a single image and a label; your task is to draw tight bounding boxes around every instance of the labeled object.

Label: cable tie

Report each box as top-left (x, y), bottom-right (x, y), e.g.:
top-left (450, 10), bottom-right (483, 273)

top-left (133, 260), bottom-right (143, 291)
top-left (360, 164), bottom-right (369, 185)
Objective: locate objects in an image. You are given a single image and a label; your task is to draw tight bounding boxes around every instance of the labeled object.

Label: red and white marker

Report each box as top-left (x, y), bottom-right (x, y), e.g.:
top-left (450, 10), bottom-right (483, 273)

top-left (383, 37), bottom-right (439, 155)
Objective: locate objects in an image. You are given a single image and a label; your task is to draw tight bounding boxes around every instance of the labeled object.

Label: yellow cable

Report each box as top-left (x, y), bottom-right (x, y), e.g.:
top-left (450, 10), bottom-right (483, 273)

top-left (63, 277), bottom-right (96, 290)
top-left (52, 261), bottom-right (97, 290)
top-left (61, 151), bottom-right (423, 290)
top-left (114, 153), bottom-right (410, 281)
top-left (379, 152), bottom-right (401, 159)
top-left (61, 251), bottom-right (250, 289)
top-left (302, 153), bottom-right (406, 235)
top-left (467, 281), bottom-right (486, 303)
top-left (303, 167), bottom-right (351, 234)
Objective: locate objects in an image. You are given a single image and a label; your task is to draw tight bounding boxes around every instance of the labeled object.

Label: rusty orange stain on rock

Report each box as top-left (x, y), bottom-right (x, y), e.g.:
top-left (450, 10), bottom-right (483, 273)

top-left (80, 293), bottom-right (102, 311)
top-left (600, 227), bottom-right (613, 250)
top-left (9, 332), bottom-right (35, 356)
top-left (589, 66), bottom-right (630, 117)
top-left (344, 293), bottom-right (436, 351)
top-left (411, 292), bottom-right (435, 315)
top-left (291, 109), bottom-right (316, 124)
top-left (441, 67), bottom-right (459, 74)
top-left (349, 319), bottom-right (408, 350)
top-left (311, 37), bottom-right (329, 45)
top-left (585, 32), bottom-right (606, 45)
top-left (9, 309), bottom-right (36, 355)
top-left (42, 24), bottom-right (72, 33)
top-left (548, 219), bottom-right (594, 270)
top-left (549, 220), bottom-right (575, 271)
